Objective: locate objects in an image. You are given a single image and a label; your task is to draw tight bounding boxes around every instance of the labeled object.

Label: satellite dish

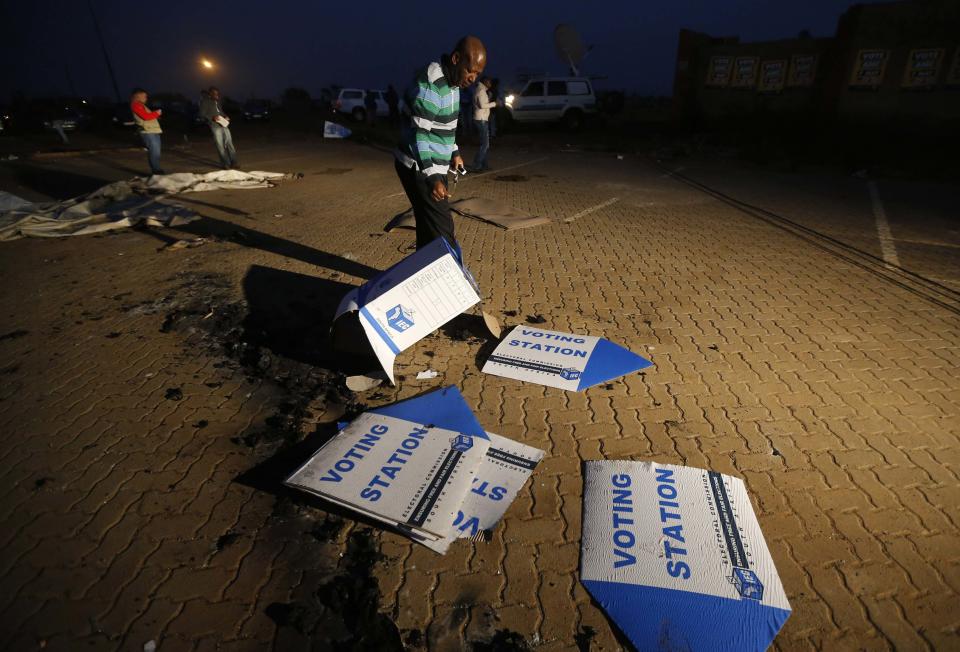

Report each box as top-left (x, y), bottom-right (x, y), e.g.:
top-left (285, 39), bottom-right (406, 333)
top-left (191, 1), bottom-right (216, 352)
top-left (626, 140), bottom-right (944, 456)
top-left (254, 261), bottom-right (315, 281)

top-left (555, 24), bottom-right (587, 76)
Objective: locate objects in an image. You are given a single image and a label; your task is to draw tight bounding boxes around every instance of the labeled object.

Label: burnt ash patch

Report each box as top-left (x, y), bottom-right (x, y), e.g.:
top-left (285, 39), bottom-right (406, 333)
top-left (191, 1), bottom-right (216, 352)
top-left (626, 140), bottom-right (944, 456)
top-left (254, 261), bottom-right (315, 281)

top-left (266, 529), bottom-right (404, 651)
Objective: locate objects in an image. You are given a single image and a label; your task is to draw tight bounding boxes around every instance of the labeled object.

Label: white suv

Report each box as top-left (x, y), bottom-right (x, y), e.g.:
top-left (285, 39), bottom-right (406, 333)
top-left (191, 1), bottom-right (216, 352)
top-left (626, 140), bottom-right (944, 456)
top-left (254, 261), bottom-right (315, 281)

top-left (505, 77), bottom-right (597, 129)
top-left (331, 88), bottom-right (389, 122)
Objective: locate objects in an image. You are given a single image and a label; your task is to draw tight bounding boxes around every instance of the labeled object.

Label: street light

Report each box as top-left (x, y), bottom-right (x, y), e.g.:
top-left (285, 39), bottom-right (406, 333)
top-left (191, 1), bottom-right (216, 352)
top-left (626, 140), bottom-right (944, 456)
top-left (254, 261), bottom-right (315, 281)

top-left (201, 58), bottom-right (214, 70)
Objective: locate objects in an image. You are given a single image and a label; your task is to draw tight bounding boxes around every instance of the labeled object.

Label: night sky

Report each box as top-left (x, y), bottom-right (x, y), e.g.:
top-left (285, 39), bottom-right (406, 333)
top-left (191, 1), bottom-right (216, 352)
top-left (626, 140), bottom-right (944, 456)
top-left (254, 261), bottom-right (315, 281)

top-left (2, 0), bottom-right (863, 102)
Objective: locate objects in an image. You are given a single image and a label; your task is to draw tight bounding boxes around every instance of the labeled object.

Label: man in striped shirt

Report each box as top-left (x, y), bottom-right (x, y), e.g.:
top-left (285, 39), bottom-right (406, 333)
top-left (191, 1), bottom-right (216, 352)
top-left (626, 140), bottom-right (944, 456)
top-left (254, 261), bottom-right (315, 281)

top-left (395, 36), bottom-right (487, 254)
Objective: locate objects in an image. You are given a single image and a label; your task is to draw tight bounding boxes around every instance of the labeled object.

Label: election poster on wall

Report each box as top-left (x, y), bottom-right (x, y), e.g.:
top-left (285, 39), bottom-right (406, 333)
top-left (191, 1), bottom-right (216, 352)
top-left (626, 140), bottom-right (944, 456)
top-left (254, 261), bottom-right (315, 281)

top-left (730, 57), bottom-right (759, 88)
top-left (850, 49), bottom-right (890, 87)
top-left (332, 237), bottom-right (480, 383)
top-left (902, 48), bottom-right (944, 88)
top-left (787, 54), bottom-right (818, 87)
top-left (758, 60), bottom-right (787, 92)
top-left (481, 326), bottom-right (652, 391)
top-left (580, 461), bottom-right (791, 652)
top-left (706, 56), bottom-right (733, 87)
top-left (948, 47), bottom-right (960, 86)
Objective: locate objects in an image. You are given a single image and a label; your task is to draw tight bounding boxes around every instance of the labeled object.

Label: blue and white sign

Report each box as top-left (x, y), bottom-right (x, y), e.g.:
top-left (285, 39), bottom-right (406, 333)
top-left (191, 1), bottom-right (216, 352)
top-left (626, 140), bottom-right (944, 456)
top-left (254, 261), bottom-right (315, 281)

top-left (334, 238), bottom-right (480, 383)
top-left (285, 387), bottom-right (491, 544)
top-left (580, 461), bottom-right (791, 652)
top-left (481, 326), bottom-right (652, 391)
top-left (323, 121), bottom-right (352, 139)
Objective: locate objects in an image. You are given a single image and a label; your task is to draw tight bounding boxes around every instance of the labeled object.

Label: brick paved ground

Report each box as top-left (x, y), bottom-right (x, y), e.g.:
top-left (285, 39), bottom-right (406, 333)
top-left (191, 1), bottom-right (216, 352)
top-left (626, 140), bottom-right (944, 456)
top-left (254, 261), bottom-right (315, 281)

top-left (0, 134), bottom-right (958, 651)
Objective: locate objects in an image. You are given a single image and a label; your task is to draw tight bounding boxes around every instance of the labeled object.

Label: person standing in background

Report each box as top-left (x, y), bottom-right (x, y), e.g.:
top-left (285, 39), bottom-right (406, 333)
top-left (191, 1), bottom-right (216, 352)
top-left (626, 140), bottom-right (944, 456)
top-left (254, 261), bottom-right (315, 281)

top-left (471, 77), bottom-right (496, 172)
top-left (200, 87), bottom-right (238, 170)
top-left (129, 88), bottom-right (164, 175)
top-left (364, 90), bottom-right (377, 125)
top-left (488, 78), bottom-right (501, 140)
top-left (385, 85), bottom-right (399, 124)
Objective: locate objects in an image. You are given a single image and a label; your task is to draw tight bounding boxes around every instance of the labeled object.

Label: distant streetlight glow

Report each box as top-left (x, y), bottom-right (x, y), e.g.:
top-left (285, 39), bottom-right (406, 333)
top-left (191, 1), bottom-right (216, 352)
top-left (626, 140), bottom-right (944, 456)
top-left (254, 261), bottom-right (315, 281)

top-left (201, 58), bottom-right (214, 70)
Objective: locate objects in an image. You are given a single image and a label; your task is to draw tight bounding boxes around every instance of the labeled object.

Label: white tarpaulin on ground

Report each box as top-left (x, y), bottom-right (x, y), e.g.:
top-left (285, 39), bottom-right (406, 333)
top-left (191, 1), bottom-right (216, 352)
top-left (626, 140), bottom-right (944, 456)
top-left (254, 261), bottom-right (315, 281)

top-left (580, 460), bottom-right (791, 652)
top-left (481, 326), bottom-right (652, 391)
top-left (0, 171), bottom-right (287, 241)
top-left (332, 237), bottom-right (480, 383)
top-left (143, 170), bottom-right (286, 193)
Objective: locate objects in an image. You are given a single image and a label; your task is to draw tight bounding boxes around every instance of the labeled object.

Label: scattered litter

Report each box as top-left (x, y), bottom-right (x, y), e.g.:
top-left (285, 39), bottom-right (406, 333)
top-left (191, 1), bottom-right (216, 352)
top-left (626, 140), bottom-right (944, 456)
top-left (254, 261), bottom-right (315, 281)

top-left (202, 310), bottom-right (214, 320)
top-left (415, 369), bottom-right (439, 380)
top-left (0, 155), bottom-right (19, 161)
top-left (345, 373), bottom-right (385, 392)
top-left (342, 252), bottom-right (357, 261)
top-left (525, 314), bottom-right (547, 324)
top-left (481, 310), bottom-right (502, 339)
top-left (616, 154), bottom-right (624, 160)
top-left (331, 238), bottom-right (480, 383)
top-left (143, 641), bottom-right (156, 652)
top-left (481, 326), bottom-right (652, 391)
top-left (161, 237), bottom-right (207, 252)
top-left (580, 461), bottom-right (791, 651)
top-left (323, 121), bottom-right (352, 139)
top-left (273, 213), bottom-right (283, 218)
top-left (164, 387), bottom-right (183, 401)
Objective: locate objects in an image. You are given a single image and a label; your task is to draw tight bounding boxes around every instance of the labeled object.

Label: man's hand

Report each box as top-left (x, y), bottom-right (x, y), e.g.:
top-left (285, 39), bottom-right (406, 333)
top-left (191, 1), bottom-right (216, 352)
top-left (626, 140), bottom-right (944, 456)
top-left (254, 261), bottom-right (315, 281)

top-left (451, 155), bottom-right (465, 173)
top-left (431, 179), bottom-right (449, 202)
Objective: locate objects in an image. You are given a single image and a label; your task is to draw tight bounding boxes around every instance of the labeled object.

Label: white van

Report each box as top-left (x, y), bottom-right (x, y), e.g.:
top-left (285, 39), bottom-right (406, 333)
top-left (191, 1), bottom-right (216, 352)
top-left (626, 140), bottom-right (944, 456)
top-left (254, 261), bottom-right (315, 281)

top-left (331, 88), bottom-right (389, 122)
top-left (505, 77), bottom-right (597, 129)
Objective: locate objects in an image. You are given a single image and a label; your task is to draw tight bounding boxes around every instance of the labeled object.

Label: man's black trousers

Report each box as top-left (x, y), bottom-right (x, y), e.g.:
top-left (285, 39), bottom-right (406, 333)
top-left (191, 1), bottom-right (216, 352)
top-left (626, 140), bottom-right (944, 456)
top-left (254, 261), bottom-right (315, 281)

top-left (394, 160), bottom-right (456, 250)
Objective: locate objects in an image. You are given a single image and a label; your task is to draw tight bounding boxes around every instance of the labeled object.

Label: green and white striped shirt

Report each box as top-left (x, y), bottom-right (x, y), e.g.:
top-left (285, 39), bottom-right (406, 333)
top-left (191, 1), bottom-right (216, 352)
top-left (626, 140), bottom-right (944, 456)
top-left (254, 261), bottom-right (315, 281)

top-left (396, 58), bottom-right (460, 183)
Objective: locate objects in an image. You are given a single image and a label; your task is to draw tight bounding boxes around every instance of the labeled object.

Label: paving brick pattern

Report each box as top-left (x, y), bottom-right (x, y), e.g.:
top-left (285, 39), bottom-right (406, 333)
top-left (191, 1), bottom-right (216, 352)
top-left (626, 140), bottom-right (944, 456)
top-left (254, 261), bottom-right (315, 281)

top-left (0, 139), bottom-right (957, 650)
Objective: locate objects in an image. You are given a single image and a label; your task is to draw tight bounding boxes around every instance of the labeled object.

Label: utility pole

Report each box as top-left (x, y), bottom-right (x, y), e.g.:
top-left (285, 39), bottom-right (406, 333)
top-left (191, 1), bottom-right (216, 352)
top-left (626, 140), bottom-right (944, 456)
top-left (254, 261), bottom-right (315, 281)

top-left (87, 0), bottom-right (122, 102)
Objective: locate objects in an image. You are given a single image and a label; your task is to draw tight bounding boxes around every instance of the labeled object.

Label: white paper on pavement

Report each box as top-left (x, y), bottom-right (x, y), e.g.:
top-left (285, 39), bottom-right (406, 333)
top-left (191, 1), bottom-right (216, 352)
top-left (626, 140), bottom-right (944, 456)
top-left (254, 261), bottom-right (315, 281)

top-left (333, 237), bottom-right (480, 383)
top-left (285, 412), bottom-right (490, 540)
top-left (580, 460), bottom-right (791, 652)
top-left (481, 326), bottom-right (652, 391)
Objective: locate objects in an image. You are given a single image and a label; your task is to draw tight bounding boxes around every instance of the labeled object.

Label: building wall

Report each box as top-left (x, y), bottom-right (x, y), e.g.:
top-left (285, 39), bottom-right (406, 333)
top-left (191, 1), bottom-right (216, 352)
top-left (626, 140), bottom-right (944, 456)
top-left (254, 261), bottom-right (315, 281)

top-left (673, 0), bottom-right (960, 127)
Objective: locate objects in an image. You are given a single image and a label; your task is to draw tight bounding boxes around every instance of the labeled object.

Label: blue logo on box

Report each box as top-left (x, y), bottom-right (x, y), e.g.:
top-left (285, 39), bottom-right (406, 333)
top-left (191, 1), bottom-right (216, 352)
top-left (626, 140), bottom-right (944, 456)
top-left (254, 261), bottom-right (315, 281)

top-left (731, 567), bottom-right (764, 601)
top-left (386, 304), bottom-right (415, 332)
top-left (559, 367), bottom-right (582, 381)
top-left (450, 434), bottom-right (474, 452)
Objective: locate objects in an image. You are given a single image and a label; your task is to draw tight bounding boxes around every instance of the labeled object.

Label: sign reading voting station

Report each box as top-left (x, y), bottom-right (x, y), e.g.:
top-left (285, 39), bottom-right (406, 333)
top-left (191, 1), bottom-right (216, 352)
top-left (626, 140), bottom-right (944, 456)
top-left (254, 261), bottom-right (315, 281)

top-left (286, 387), bottom-right (543, 554)
top-left (481, 326), bottom-right (652, 391)
top-left (334, 238), bottom-right (480, 383)
top-left (580, 461), bottom-right (791, 652)
top-left (286, 387), bottom-right (491, 544)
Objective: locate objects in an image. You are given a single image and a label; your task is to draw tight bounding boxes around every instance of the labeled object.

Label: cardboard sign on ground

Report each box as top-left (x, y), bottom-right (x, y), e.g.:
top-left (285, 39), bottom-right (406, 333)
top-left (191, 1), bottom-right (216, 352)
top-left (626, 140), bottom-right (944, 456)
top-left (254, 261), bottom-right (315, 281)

top-left (415, 431), bottom-right (545, 553)
top-left (450, 197), bottom-right (551, 230)
top-left (286, 387), bottom-right (491, 542)
top-left (481, 326), bottom-right (652, 391)
top-left (323, 121), bottom-right (352, 138)
top-left (332, 238), bottom-right (480, 383)
top-left (580, 461), bottom-right (791, 652)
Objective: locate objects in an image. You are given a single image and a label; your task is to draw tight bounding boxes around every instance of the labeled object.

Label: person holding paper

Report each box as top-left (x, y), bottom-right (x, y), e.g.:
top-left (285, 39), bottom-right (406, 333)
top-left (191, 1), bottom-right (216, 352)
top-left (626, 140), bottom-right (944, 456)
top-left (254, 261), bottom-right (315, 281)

top-left (394, 36), bottom-right (487, 253)
top-left (129, 88), bottom-right (164, 176)
top-left (200, 86), bottom-right (238, 170)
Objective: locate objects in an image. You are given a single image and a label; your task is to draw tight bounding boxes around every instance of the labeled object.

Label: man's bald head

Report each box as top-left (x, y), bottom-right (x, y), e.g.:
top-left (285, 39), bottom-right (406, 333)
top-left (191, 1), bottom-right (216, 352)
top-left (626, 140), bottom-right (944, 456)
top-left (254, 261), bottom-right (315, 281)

top-left (449, 35), bottom-right (487, 88)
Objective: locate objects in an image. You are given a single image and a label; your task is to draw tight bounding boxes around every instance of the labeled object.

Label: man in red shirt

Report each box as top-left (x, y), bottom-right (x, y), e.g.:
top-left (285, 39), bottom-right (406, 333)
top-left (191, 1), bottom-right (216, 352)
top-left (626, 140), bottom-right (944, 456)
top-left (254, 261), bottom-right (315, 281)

top-left (129, 88), bottom-right (165, 175)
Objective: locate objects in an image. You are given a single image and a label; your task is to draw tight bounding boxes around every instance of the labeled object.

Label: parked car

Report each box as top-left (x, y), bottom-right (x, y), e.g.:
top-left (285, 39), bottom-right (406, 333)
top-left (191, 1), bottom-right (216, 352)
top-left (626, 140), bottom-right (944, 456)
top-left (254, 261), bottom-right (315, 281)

top-left (504, 76), bottom-right (597, 129)
top-left (331, 88), bottom-right (388, 122)
top-left (242, 100), bottom-right (271, 121)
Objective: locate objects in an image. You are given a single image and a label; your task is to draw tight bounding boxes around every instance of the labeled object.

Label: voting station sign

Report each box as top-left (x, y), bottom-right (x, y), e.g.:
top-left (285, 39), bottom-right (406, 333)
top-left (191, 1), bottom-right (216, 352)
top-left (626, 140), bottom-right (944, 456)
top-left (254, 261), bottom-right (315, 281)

top-left (580, 461), bottom-right (791, 652)
top-left (481, 326), bottom-right (652, 391)
top-left (333, 238), bottom-right (480, 383)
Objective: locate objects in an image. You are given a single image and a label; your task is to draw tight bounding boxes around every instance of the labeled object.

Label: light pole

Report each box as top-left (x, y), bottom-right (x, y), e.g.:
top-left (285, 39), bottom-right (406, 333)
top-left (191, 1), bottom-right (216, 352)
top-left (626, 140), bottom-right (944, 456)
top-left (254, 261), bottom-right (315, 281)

top-left (87, 0), bottom-right (122, 102)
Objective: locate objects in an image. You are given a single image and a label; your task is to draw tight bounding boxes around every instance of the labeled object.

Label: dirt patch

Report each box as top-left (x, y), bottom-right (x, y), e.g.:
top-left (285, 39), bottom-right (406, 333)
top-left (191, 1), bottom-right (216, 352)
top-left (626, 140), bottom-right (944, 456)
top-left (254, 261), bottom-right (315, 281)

top-left (266, 529), bottom-right (404, 650)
